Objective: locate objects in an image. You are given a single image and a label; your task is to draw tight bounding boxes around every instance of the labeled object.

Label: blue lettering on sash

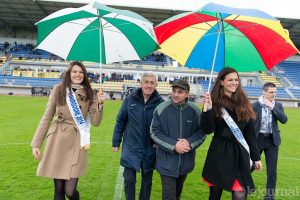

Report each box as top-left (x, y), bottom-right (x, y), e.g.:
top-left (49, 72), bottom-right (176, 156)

top-left (231, 127), bottom-right (243, 140)
top-left (76, 116), bottom-right (85, 124)
top-left (68, 93), bottom-right (84, 124)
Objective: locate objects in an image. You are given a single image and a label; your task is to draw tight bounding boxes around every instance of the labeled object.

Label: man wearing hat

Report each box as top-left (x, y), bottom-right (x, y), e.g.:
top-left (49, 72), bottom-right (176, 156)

top-left (150, 79), bottom-right (206, 200)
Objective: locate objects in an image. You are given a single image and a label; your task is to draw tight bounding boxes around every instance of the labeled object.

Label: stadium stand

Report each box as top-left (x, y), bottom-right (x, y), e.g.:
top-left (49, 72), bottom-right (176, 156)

top-left (289, 88), bottom-right (300, 99)
top-left (1, 41), bottom-right (300, 103)
top-left (259, 71), bottom-right (281, 87)
top-left (0, 75), bottom-right (61, 88)
top-left (0, 56), bottom-right (8, 68)
top-left (91, 80), bottom-right (172, 94)
top-left (274, 61), bottom-right (300, 87)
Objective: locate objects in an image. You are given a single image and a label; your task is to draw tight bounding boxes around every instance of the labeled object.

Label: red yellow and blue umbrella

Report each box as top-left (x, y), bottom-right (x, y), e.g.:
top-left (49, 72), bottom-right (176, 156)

top-left (155, 3), bottom-right (299, 73)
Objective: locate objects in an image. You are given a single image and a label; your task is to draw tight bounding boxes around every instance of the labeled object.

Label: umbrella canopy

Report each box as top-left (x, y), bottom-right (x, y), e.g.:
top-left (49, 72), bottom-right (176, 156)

top-left (155, 3), bottom-right (299, 72)
top-left (35, 0), bottom-right (158, 64)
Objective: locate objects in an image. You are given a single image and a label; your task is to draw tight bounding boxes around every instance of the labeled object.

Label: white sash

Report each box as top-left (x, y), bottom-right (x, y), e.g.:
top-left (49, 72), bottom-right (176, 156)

top-left (66, 88), bottom-right (91, 149)
top-left (222, 107), bottom-right (253, 168)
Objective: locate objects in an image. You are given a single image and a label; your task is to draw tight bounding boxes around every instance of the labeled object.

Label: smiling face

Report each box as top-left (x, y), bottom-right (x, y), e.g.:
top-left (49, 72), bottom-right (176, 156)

top-left (171, 87), bottom-right (189, 104)
top-left (70, 64), bottom-right (84, 84)
top-left (140, 76), bottom-right (157, 99)
top-left (221, 72), bottom-right (239, 97)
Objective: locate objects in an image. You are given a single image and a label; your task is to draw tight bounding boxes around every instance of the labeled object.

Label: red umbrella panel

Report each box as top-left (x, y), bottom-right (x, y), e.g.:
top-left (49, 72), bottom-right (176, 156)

top-left (155, 3), bottom-right (299, 73)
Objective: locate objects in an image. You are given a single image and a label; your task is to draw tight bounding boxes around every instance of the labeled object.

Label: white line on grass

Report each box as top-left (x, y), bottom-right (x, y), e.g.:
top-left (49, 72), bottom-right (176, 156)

top-left (113, 166), bottom-right (124, 200)
top-left (281, 156), bottom-right (300, 161)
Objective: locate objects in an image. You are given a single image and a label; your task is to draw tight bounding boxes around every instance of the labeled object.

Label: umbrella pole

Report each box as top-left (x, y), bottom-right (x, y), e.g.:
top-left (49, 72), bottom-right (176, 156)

top-left (204, 22), bottom-right (222, 111)
top-left (99, 62), bottom-right (102, 86)
top-left (99, 15), bottom-right (102, 88)
top-left (207, 23), bottom-right (222, 92)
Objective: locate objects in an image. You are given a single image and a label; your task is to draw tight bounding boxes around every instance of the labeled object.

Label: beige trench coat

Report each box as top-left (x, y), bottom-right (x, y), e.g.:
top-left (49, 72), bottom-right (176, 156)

top-left (31, 85), bottom-right (103, 179)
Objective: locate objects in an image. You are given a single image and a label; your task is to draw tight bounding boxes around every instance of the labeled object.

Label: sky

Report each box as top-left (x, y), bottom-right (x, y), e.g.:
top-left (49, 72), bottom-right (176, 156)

top-left (37, 0), bottom-right (300, 19)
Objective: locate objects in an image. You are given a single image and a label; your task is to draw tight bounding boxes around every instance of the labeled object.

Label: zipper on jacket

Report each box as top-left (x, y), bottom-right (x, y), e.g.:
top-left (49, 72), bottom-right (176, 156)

top-left (177, 106), bottom-right (183, 174)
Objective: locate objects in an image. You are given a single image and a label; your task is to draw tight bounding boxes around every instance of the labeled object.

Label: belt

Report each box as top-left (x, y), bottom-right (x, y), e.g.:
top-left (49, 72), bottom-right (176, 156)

top-left (260, 133), bottom-right (273, 138)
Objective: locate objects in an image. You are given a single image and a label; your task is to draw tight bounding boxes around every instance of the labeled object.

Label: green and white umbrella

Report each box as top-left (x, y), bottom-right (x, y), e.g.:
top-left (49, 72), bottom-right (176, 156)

top-left (35, 0), bottom-right (159, 64)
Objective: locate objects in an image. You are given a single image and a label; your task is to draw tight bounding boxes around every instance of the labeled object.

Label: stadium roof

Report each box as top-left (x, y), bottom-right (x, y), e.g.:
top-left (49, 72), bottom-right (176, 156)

top-left (0, 0), bottom-right (299, 49)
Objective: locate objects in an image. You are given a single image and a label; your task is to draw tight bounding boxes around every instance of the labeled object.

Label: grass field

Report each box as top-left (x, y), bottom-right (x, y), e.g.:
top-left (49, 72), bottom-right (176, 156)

top-left (0, 95), bottom-right (299, 200)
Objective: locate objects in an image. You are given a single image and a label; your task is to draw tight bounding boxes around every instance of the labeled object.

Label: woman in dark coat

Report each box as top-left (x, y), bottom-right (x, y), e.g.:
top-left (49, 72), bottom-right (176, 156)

top-left (201, 67), bottom-right (262, 200)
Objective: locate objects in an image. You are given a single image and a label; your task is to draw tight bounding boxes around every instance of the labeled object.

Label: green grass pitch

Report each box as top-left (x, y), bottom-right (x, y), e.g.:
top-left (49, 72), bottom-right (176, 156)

top-left (0, 95), bottom-right (299, 199)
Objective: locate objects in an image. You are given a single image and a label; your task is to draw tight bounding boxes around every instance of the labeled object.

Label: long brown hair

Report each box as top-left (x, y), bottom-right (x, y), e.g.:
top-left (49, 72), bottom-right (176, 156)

top-left (211, 67), bottom-right (255, 121)
top-left (56, 61), bottom-right (94, 105)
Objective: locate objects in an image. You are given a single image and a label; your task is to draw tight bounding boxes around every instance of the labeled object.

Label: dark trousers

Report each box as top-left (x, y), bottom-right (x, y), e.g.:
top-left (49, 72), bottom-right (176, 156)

top-left (160, 174), bottom-right (187, 200)
top-left (208, 186), bottom-right (247, 200)
top-left (257, 134), bottom-right (279, 200)
top-left (123, 167), bottom-right (153, 200)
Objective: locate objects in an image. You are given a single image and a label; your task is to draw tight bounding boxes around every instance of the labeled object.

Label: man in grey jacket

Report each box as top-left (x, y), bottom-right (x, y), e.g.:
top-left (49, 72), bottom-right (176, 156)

top-left (252, 82), bottom-right (288, 200)
top-left (150, 79), bottom-right (206, 200)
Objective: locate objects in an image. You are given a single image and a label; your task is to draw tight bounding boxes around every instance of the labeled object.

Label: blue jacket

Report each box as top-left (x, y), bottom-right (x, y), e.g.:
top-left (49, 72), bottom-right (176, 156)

top-left (112, 88), bottom-right (164, 172)
top-left (252, 101), bottom-right (287, 146)
top-left (150, 100), bottom-right (206, 177)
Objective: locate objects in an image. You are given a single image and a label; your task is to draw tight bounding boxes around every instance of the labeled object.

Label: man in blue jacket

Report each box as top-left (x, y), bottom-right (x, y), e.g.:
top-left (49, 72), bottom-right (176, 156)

top-left (252, 82), bottom-right (288, 200)
top-left (150, 79), bottom-right (206, 200)
top-left (112, 73), bottom-right (164, 200)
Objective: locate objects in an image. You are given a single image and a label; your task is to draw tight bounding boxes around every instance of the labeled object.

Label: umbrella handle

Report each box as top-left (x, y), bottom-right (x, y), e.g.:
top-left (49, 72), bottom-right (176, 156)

top-left (98, 88), bottom-right (103, 94)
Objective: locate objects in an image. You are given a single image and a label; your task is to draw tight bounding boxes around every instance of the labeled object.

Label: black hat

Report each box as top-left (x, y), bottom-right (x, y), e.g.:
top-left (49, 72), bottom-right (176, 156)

top-left (171, 79), bottom-right (190, 91)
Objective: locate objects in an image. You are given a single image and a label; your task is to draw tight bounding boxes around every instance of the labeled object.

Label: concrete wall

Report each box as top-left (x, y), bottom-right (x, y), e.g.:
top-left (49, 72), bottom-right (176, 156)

top-left (0, 85), bottom-right (32, 95)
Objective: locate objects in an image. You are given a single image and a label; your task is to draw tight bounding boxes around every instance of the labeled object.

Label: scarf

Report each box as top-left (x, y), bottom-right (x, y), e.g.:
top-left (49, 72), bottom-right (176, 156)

top-left (258, 95), bottom-right (274, 133)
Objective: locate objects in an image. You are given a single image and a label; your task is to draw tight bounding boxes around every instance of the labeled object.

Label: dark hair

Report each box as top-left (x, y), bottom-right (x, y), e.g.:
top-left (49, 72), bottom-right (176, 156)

top-left (263, 82), bottom-right (276, 91)
top-left (211, 67), bottom-right (255, 121)
top-left (56, 61), bottom-right (94, 105)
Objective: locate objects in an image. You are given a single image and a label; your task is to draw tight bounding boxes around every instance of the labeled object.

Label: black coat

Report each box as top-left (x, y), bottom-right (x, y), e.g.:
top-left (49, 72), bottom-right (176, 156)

top-left (201, 108), bottom-right (260, 193)
top-left (112, 88), bottom-right (164, 173)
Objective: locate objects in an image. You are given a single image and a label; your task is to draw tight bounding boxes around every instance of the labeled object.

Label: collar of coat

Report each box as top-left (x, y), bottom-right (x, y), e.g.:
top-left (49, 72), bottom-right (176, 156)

top-left (73, 87), bottom-right (86, 98)
top-left (133, 88), bottom-right (161, 104)
top-left (171, 98), bottom-right (189, 109)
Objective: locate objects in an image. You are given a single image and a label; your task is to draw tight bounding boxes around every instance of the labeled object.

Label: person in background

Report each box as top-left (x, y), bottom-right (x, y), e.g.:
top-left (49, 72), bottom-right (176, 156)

top-left (151, 79), bottom-right (206, 200)
top-left (112, 72), bottom-right (164, 200)
top-left (202, 67), bottom-right (262, 200)
top-left (31, 61), bottom-right (105, 200)
top-left (109, 91), bottom-right (114, 100)
top-left (252, 82), bottom-right (287, 200)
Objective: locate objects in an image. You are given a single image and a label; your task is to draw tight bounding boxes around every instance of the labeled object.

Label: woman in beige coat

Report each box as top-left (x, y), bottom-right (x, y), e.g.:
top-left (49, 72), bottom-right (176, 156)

top-left (31, 61), bottom-right (105, 200)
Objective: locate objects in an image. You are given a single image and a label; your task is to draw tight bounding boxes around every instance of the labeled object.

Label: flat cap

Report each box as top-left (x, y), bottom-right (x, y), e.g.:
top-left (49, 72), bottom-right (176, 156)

top-left (171, 79), bottom-right (190, 91)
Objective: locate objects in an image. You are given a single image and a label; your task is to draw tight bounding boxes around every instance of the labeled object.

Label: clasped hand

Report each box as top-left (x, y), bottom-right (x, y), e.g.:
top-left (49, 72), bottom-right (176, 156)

top-left (175, 139), bottom-right (191, 154)
top-left (263, 98), bottom-right (274, 109)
